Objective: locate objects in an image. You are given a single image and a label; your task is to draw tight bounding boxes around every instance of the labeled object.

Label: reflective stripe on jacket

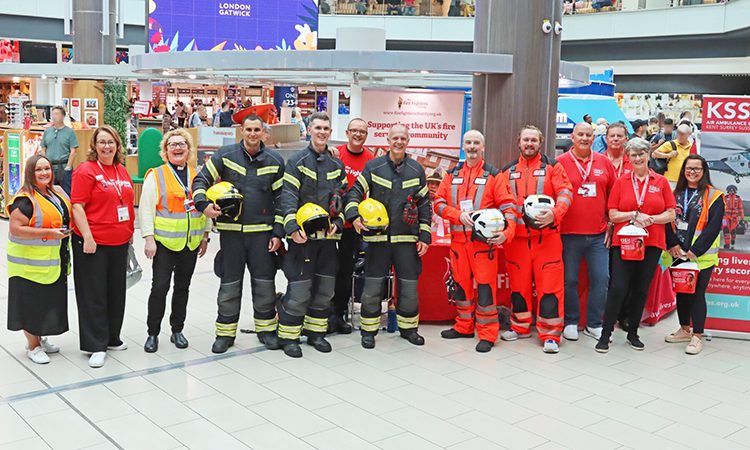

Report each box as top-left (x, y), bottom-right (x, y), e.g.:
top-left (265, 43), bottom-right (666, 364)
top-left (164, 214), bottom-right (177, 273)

top-left (7, 187), bottom-right (71, 284)
top-left (149, 164), bottom-right (206, 251)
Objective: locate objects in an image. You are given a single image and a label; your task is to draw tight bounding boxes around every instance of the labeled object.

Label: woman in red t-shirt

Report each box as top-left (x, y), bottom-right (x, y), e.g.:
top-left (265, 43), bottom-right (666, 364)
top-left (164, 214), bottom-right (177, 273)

top-left (596, 137), bottom-right (676, 354)
top-left (71, 125), bottom-right (135, 368)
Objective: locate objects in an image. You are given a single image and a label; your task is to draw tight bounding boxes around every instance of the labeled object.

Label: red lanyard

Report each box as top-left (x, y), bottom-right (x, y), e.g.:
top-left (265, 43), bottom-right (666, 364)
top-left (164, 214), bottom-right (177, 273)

top-left (97, 161), bottom-right (123, 204)
top-left (631, 171), bottom-right (650, 211)
top-left (572, 152), bottom-right (593, 182)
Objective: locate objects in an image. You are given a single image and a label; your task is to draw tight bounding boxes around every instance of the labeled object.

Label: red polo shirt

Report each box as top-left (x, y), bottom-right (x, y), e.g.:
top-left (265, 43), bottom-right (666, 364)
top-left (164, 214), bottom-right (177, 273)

top-left (558, 150), bottom-right (616, 235)
top-left (608, 170), bottom-right (676, 249)
top-left (337, 144), bottom-right (374, 228)
top-left (337, 144), bottom-right (374, 188)
top-left (607, 151), bottom-right (632, 179)
top-left (71, 160), bottom-right (135, 246)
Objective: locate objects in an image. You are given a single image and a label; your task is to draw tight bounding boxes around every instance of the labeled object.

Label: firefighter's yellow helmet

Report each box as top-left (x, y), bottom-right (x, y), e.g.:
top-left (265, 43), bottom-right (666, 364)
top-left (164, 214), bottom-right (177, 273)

top-left (358, 198), bottom-right (389, 235)
top-left (296, 203), bottom-right (330, 235)
top-left (205, 181), bottom-right (243, 221)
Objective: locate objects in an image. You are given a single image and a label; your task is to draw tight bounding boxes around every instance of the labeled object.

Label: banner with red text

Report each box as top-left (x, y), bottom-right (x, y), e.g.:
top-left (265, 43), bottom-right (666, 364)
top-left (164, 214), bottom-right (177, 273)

top-left (701, 95), bottom-right (750, 338)
top-left (361, 89), bottom-right (464, 175)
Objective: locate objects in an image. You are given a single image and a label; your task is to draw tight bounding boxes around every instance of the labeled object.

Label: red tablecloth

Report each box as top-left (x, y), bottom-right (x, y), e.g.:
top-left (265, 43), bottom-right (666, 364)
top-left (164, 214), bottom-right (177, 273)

top-left (417, 235), bottom-right (675, 325)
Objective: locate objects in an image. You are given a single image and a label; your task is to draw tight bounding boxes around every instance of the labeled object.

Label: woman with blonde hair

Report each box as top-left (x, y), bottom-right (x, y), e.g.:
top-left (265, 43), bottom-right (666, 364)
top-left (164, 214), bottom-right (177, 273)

top-left (7, 155), bottom-right (72, 364)
top-left (71, 125), bottom-right (135, 368)
top-left (140, 129), bottom-right (210, 352)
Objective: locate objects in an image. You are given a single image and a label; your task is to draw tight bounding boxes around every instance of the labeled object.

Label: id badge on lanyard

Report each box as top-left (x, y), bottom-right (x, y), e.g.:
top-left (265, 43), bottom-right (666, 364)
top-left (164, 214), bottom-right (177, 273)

top-left (97, 161), bottom-right (128, 222)
top-left (574, 154), bottom-right (595, 197)
top-left (169, 165), bottom-right (194, 212)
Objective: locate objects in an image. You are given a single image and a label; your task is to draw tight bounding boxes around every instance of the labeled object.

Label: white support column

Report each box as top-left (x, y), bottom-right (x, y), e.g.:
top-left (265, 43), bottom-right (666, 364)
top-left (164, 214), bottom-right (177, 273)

top-left (139, 81), bottom-right (153, 102)
top-left (349, 83), bottom-right (362, 122)
top-left (53, 78), bottom-right (64, 107)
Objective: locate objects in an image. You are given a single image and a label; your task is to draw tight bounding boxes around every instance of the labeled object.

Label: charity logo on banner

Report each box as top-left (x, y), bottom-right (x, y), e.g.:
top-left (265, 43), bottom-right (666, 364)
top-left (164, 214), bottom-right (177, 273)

top-left (361, 89), bottom-right (465, 173)
top-left (701, 95), bottom-right (750, 338)
top-left (148, 0), bottom-right (319, 52)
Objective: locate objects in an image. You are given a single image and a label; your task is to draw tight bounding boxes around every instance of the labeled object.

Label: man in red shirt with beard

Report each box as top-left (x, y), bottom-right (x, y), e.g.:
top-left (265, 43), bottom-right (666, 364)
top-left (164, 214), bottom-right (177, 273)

top-left (329, 118), bottom-right (374, 333)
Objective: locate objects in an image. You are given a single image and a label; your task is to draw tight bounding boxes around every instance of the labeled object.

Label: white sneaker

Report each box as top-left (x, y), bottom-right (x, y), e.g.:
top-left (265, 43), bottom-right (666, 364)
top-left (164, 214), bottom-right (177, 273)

top-left (107, 342), bottom-right (128, 351)
top-left (543, 339), bottom-right (560, 354)
top-left (27, 346), bottom-right (50, 364)
top-left (40, 337), bottom-right (59, 353)
top-left (563, 325), bottom-right (579, 341)
top-left (89, 352), bottom-right (106, 368)
top-left (501, 330), bottom-right (531, 341)
top-left (685, 335), bottom-right (704, 355)
top-left (583, 327), bottom-right (603, 340)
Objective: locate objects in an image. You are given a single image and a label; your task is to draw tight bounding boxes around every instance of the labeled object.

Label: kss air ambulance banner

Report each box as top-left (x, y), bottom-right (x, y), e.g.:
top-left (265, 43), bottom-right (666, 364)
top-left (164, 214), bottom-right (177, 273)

top-left (361, 89), bottom-right (464, 173)
top-left (701, 95), bottom-right (750, 338)
top-left (148, 0), bottom-right (319, 52)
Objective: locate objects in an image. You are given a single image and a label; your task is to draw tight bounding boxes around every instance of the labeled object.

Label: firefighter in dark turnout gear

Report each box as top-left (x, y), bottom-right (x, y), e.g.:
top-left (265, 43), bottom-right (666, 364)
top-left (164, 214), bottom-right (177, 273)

top-left (192, 115), bottom-right (285, 354)
top-left (345, 124), bottom-right (432, 349)
top-left (278, 113), bottom-right (348, 358)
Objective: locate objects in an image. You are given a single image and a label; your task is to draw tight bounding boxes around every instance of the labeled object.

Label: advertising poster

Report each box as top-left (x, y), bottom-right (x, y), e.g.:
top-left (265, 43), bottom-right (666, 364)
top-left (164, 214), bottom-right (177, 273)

top-left (361, 89), bottom-right (464, 174)
top-left (700, 95), bottom-right (750, 338)
top-left (70, 98), bottom-right (82, 122)
top-left (7, 132), bottom-right (21, 197)
top-left (148, 0), bottom-right (319, 52)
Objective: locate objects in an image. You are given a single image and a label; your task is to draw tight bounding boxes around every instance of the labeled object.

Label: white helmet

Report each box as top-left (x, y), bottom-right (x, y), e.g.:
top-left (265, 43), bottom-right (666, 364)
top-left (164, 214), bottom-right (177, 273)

top-left (523, 194), bottom-right (555, 229)
top-left (471, 209), bottom-right (506, 242)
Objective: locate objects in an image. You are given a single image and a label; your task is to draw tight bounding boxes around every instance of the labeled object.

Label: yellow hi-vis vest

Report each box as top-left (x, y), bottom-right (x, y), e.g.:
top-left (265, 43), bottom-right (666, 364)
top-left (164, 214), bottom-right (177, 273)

top-left (149, 164), bottom-right (206, 251)
top-left (693, 186), bottom-right (724, 270)
top-left (6, 187), bottom-right (71, 284)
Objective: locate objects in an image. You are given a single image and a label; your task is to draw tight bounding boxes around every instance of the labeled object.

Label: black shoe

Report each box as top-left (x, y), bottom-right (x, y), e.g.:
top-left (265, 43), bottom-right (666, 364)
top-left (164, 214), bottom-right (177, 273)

top-left (170, 332), bottom-right (189, 349)
top-left (724, 244), bottom-right (730, 249)
top-left (211, 336), bottom-right (235, 354)
top-left (258, 332), bottom-right (281, 350)
top-left (144, 335), bottom-right (158, 353)
top-left (441, 328), bottom-right (475, 339)
top-left (282, 341), bottom-right (303, 358)
top-left (307, 335), bottom-right (332, 353)
top-left (361, 335), bottom-right (375, 349)
top-left (595, 335), bottom-right (610, 353)
top-left (400, 331), bottom-right (425, 346)
top-left (627, 334), bottom-right (645, 351)
top-left (475, 340), bottom-right (494, 353)
top-left (328, 315), bottom-right (353, 335)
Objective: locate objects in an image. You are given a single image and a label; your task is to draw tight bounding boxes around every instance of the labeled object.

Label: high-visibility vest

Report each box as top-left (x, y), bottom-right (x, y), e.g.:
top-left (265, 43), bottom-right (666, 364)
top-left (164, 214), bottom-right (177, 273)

top-left (149, 164), bottom-right (206, 251)
top-left (693, 186), bottom-right (724, 270)
top-left (6, 187), bottom-right (71, 284)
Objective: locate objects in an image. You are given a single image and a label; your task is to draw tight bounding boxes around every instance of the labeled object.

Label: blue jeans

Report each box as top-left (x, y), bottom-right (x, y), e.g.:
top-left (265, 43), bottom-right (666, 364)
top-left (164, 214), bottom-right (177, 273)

top-left (562, 233), bottom-right (609, 328)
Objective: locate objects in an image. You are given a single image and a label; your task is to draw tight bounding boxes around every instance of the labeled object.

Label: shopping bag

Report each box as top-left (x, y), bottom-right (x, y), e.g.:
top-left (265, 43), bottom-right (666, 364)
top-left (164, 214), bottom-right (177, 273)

top-left (126, 244), bottom-right (143, 289)
top-left (641, 260), bottom-right (676, 325)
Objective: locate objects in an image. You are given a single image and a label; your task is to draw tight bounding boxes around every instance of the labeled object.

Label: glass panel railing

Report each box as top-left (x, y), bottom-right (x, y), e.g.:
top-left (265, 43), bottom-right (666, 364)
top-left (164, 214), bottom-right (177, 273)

top-left (319, 0), bottom-right (727, 17)
top-left (321, 1), bottom-right (475, 17)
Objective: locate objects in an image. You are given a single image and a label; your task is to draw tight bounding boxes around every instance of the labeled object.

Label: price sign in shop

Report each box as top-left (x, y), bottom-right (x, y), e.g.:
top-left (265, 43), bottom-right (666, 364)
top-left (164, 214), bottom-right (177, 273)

top-left (7, 132), bottom-right (21, 196)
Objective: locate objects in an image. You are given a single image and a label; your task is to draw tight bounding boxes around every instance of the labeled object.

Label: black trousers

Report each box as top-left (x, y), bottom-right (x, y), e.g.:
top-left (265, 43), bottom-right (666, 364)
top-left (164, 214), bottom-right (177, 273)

top-left (602, 246), bottom-right (661, 335)
top-left (360, 242), bottom-right (422, 335)
top-left (214, 231), bottom-right (278, 337)
top-left (146, 241), bottom-right (199, 335)
top-left (278, 239), bottom-right (338, 340)
top-left (332, 227), bottom-right (359, 317)
top-left (72, 234), bottom-right (129, 352)
top-left (677, 266), bottom-right (714, 334)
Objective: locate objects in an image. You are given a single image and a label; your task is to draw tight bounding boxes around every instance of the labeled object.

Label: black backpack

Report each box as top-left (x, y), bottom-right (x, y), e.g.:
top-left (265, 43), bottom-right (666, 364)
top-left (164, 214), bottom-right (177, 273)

top-left (649, 141), bottom-right (675, 175)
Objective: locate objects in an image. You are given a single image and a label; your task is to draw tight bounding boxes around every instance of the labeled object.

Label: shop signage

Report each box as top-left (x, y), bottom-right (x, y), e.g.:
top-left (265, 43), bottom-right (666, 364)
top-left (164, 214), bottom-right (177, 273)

top-left (133, 101), bottom-right (152, 115)
top-left (167, 88), bottom-right (176, 94)
top-left (148, 0), bottom-right (319, 53)
top-left (191, 89), bottom-right (205, 95)
top-left (207, 89), bottom-right (219, 95)
top-left (198, 127), bottom-right (236, 147)
top-left (177, 88), bottom-right (191, 94)
top-left (7, 133), bottom-right (21, 196)
top-left (701, 95), bottom-right (750, 338)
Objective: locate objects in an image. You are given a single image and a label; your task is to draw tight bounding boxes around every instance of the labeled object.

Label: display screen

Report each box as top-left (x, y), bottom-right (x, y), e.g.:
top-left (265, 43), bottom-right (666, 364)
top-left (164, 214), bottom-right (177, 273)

top-left (148, 0), bottom-right (319, 52)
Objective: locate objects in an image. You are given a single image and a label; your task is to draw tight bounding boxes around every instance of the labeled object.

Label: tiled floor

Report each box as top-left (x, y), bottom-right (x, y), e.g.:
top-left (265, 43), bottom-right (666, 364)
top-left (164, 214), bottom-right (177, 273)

top-left (1, 219), bottom-right (750, 450)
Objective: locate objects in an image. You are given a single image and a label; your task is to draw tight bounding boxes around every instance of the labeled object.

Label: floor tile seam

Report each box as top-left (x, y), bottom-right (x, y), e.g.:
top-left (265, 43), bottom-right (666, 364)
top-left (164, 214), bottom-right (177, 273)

top-left (7, 400), bottom-right (55, 450)
top-left (0, 343), bottom-right (269, 405)
top-left (53, 392), bottom-right (125, 450)
top-left (160, 416), bottom-right (254, 448)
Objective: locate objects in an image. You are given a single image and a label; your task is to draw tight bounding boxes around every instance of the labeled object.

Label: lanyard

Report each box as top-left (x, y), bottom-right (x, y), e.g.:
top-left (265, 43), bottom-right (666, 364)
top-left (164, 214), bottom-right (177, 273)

top-left (97, 161), bottom-right (123, 203)
top-left (631, 171), bottom-right (650, 211)
top-left (683, 189), bottom-right (698, 215)
top-left (572, 152), bottom-right (594, 182)
top-left (167, 164), bottom-right (191, 198)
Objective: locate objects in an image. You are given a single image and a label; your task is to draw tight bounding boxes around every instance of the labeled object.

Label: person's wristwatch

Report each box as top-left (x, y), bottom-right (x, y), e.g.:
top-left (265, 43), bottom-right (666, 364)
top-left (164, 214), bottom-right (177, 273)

top-left (64, 166), bottom-right (72, 171)
top-left (202, 237), bottom-right (210, 243)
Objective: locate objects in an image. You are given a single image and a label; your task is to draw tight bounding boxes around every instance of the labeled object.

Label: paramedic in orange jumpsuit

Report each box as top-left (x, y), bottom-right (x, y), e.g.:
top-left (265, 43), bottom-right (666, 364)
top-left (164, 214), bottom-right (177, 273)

top-left (723, 185), bottom-right (744, 250)
top-left (433, 130), bottom-right (518, 353)
top-left (501, 125), bottom-right (574, 354)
